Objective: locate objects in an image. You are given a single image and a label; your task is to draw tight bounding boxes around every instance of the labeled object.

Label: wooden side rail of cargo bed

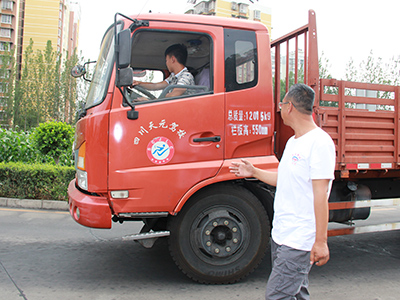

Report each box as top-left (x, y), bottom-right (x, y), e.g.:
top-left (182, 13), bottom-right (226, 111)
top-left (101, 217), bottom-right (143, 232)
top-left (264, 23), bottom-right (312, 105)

top-left (316, 78), bottom-right (400, 175)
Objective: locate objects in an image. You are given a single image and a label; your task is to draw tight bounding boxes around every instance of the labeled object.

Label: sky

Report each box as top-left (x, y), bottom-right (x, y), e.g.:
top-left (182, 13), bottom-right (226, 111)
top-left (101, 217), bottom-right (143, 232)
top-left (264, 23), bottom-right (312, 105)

top-left (77, 0), bottom-right (400, 79)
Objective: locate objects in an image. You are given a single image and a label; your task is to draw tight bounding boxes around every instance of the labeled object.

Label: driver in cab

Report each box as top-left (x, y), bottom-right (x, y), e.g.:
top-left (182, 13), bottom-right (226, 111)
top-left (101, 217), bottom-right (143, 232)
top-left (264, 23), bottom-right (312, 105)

top-left (131, 43), bottom-right (195, 100)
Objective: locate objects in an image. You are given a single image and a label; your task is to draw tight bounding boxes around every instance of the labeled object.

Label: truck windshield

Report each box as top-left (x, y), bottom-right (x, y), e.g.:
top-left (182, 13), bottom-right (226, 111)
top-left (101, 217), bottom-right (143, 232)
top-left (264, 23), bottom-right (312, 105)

top-left (85, 25), bottom-right (120, 109)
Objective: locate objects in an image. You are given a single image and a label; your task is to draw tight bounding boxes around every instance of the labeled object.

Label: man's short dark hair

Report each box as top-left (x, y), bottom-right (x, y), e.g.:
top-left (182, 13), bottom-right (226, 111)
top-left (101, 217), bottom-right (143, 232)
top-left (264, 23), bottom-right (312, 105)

top-left (165, 44), bottom-right (188, 66)
top-left (286, 83), bottom-right (315, 115)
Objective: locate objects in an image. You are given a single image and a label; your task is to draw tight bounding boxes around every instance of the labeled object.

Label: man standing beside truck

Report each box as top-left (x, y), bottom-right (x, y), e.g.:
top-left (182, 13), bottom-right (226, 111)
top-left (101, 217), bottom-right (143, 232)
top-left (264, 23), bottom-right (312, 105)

top-left (230, 83), bottom-right (336, 299)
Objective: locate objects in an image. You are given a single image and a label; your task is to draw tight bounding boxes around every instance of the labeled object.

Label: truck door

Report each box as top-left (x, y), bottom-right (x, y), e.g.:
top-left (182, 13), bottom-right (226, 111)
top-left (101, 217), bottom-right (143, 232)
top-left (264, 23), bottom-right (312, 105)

top-left (224, 28), bottom-right (274, 160)
top-left (108, 28), bottom-right (224, 214)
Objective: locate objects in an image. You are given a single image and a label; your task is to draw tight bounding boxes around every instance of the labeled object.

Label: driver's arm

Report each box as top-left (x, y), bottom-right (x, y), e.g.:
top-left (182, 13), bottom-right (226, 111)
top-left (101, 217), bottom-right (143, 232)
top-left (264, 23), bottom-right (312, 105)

top-left (165, 87), bottom-right (186, 98)
top-left (132, 80), bottom-right (168, 90)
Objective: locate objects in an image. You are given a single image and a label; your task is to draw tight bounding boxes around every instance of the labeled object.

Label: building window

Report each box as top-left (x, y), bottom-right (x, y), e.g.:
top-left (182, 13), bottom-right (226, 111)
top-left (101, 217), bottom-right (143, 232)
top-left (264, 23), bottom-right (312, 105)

top-left (194, 1), bottom-right (207, 14)
top-left (1, 1), bottom-right (13, 10)
top-left (208, 0), bottom-right (215, 11)
top-left (0, 42), bottom-right (10, 51)
top-left (239, 3), bottom-right (248, 14)
top-left (231, 2), bottom-right (237, 11)
top-left (0, 28), bottom-right (11, 38)
top-left (1, 14), bottom-right (12, 24)
top-left (254, 10), bottom-right (261, 20)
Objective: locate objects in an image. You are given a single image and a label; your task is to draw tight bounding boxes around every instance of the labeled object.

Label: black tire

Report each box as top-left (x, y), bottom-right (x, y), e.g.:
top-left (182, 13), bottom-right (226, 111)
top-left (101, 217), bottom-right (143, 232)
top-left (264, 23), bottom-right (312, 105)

top-left (168, 183), bottom-right (270, 284)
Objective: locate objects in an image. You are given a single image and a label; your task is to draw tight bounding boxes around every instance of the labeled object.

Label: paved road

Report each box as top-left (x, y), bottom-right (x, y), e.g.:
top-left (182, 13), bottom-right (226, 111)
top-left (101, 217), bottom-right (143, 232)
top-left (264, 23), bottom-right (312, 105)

top-left (0, 207), bottom-right (399, 300)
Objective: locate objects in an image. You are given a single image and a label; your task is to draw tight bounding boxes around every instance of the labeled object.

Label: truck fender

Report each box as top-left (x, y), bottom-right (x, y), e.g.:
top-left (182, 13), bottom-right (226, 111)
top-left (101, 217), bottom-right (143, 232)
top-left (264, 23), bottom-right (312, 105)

top-left (172, 156), bottom-right (279, 215)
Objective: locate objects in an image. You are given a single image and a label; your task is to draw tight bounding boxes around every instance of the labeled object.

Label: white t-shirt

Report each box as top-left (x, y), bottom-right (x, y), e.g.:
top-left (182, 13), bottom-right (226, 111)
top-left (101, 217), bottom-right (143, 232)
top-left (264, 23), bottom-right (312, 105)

top-left (271, 127), bottom-right (336, 251)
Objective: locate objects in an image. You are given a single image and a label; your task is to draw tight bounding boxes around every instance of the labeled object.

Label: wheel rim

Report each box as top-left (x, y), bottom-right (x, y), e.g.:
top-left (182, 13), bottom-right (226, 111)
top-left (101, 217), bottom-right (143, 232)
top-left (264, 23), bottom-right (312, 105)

top-left (189, 205), bottom-right (250, 265)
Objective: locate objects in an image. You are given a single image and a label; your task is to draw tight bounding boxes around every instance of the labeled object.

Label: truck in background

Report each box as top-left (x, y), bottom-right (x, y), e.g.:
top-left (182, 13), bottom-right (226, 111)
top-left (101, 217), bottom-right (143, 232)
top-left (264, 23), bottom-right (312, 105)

top-left (69, 10), bottom-right (400, 283)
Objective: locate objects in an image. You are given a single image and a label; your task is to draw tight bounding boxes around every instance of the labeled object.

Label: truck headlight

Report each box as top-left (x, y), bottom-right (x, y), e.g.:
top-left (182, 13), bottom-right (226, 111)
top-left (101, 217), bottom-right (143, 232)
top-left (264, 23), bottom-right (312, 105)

top-left (77, 169), bottom-right (88, 190)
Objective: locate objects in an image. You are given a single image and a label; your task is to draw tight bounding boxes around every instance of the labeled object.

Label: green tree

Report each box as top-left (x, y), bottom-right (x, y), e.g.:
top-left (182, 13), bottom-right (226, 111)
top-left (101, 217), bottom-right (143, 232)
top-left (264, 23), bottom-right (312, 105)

top-left (318, 52), bottom-right (338, 107)
top-left (345, 50), bottom-right (400, 88)
top-left (75, 55), bottom-right (93, 113)
top-left (16, 39), bottom-right (38, 130)
top-left (43, 41), bottom-right (62, 122)
top-left (61, 49), bottom-right (79, 124)
top-left (276, 64), bottom-right (305, 102)
top-left (319, 51), bottom-right (333, 80)
top-left (344, 51), bottom-right (400, 111)
top-left (8, 39), bottom-right (83, 130)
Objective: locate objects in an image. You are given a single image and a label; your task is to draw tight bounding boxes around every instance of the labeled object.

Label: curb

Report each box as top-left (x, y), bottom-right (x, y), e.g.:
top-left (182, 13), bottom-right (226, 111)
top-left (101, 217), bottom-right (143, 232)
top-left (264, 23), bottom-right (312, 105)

top-left (0, 197), bottom-right (69, 211)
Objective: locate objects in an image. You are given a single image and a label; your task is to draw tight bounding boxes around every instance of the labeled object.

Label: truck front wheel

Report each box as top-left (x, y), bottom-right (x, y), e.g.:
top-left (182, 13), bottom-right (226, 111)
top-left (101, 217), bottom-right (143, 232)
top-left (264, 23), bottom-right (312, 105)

top-left (168, 184), bottom-right (270, 284)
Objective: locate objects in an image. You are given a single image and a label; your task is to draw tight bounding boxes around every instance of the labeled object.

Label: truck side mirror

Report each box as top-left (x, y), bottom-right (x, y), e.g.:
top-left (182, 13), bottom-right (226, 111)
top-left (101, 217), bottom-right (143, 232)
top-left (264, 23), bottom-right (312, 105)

top-left (71, 61), bottom-right (96, 82)
top-left (118, 68), bottom-right (134, 87)
top-left (117, 29), bottom-right (131, 69)
top-left (116, 28), bottom-right (133, 87)
top-left (71, 65), bottom-right (86, 78)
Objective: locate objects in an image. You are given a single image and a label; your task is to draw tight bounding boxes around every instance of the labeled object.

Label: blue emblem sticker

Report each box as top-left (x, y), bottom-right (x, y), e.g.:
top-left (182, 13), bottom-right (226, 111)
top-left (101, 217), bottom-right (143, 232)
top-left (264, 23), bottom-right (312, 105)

top-left (147, 137), bottom-right (175, 165)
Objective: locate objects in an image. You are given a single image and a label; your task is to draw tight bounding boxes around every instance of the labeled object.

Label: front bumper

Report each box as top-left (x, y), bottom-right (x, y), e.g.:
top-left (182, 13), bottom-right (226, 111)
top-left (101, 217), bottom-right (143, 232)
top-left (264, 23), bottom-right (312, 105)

top-left (68, 179), bottom-right (112, 229)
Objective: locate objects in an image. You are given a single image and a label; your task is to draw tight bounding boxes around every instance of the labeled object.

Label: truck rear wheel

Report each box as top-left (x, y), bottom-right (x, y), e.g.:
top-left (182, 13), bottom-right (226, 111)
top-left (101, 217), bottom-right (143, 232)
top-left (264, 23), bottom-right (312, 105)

top-left (168, 184), bottom-right (270, 284)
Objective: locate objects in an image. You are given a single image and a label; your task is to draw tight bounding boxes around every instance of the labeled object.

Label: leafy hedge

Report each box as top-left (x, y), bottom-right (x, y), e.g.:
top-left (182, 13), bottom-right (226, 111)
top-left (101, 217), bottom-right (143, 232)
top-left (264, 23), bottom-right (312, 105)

top-left (0, 123), bottom-right (74, 166)
top-left (31, 121), bottom-right (75, 165)
top-left (0, 128), bottom-right (40, 163)
top-left (0, 162), bottom-right (75, 201)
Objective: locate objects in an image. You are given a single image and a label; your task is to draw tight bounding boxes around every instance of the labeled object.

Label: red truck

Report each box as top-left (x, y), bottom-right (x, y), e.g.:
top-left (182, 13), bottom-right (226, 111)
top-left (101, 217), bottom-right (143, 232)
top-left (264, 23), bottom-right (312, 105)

top-left (69, 10), bottom-right (400, 283)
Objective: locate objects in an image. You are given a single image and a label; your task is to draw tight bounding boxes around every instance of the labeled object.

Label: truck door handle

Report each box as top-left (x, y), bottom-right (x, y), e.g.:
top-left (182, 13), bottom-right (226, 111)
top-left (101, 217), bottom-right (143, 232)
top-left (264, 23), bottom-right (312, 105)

top-left (193, 136), bottom-right (221, 143)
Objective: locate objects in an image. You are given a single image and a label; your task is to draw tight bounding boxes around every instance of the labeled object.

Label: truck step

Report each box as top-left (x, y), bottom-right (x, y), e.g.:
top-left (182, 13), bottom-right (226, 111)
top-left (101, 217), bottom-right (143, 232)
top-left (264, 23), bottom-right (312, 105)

top-left (122, 230), bottom-right (170, 241)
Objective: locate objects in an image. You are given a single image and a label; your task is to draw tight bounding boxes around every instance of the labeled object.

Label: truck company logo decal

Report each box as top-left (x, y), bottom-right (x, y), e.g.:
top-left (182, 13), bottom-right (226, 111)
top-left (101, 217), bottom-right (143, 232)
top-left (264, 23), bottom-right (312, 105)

top-left (134, 119), bottom-right (187, 145)
top-left (147, 137), bottom-right (175, 165)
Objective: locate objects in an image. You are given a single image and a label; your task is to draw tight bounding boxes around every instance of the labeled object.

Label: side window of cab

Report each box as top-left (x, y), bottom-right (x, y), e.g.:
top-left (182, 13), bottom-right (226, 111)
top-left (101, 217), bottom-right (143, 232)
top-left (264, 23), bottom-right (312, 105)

top-left (125, 30), bottom-right (213, 104)
top-left (224, 29), bottom-right (258, 92)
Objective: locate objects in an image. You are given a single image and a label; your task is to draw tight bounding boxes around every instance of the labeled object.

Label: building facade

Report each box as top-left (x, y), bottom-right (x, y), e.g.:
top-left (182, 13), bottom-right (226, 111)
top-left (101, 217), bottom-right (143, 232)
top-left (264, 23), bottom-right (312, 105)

top-left (185, 0), bottom-right (272, 34)
top-left (0, 0), bottom-right (19, 125)
top-left (0, 0), bottom-right (19, 52)
top-left (0, 0), bottom-right (80, 70)
top-left (0, 0), bottom-right (80, 125)
top-left (20, 0), bottom-right (80, 61)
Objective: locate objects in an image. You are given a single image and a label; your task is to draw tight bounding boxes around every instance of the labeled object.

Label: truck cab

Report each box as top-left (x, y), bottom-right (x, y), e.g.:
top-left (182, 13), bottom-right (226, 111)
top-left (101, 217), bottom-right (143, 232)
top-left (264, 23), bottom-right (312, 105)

top-left (69, 13), bottom-right (278, 283)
